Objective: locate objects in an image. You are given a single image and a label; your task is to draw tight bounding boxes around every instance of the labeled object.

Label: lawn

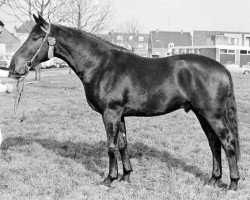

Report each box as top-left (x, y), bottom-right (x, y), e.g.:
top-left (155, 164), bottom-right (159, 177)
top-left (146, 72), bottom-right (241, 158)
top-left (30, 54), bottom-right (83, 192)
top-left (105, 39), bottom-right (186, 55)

top-left (0, 72), bottom-right (249, 200)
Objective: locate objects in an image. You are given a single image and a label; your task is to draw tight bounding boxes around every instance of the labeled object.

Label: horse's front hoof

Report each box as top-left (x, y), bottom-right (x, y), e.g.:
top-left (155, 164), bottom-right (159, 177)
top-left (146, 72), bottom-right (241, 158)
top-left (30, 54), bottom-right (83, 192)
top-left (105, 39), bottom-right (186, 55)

top-left (229, 181), bottom-right (238, 191)
top-left (120, 174), bottom-right (131, 184)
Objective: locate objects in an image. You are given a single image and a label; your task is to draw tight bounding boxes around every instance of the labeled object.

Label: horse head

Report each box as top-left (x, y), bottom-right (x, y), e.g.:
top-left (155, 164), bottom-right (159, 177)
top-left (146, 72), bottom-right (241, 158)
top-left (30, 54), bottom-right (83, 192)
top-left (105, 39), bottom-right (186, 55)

top-left (9, 14), bottom-right (51, 79)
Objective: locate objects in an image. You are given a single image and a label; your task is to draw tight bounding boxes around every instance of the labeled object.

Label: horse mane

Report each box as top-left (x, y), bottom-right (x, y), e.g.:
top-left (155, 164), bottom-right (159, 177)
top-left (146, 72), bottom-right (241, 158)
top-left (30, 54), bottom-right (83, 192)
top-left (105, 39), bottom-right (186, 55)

top-left (52, 23), bottom-right (130, 52)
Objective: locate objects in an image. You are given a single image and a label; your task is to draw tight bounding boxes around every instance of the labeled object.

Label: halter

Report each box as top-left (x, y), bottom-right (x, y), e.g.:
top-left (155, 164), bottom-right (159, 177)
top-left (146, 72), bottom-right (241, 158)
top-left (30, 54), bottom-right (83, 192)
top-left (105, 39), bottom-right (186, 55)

top-left (25, 23), bottom-right (56, 71)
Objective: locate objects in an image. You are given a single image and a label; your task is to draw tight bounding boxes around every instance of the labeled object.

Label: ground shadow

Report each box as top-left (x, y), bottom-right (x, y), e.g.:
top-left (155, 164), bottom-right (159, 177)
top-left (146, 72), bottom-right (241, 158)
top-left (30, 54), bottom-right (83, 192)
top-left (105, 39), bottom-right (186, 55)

top-left (1, 136), bottom-right (227, 187)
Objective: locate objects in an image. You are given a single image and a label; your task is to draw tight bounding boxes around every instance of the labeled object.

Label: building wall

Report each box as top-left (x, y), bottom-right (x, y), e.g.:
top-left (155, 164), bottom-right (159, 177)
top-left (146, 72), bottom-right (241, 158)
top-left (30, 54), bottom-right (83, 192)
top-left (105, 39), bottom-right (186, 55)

top-left (199, 48), bottom-right (216, 60)
top-left (240, 55), bottom-right (250, 65)
top-left (0, 44), bottom-right (6, 53)
top-left (220, 54), bottom-right (235, 64)
top-left (151, 48), bottom-right (170, 57)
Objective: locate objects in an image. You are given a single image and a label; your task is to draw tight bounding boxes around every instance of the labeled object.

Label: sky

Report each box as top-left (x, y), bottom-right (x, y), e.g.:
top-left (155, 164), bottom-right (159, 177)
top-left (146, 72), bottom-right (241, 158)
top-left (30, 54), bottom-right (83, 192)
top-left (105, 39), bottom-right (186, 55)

top-left (1, 0), bottom-right (250, 34)
top-left (111, 0), bottom-right (250, 33)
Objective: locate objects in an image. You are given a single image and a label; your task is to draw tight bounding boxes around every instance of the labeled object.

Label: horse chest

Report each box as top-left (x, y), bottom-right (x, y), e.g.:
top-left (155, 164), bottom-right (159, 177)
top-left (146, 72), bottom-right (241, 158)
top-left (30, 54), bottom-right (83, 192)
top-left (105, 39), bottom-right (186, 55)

top-left (84, 86), bottom-right (103, 113)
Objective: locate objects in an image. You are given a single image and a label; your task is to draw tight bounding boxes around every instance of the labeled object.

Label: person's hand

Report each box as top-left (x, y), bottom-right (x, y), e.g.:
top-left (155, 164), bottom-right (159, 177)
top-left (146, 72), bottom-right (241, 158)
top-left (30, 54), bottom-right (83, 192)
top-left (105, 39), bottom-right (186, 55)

top-left (5, 83), bottom-right (13, 94)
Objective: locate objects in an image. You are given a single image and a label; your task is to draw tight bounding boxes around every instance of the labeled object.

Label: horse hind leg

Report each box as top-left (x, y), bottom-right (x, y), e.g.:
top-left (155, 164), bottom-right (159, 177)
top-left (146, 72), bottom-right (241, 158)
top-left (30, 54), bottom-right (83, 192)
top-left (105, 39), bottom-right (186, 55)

top-left (206, 116), bottom-right (240, 191)
top-left (118, 117), bottom-right (133, 183)
top-left (195, 112), bottom-right (222, 186)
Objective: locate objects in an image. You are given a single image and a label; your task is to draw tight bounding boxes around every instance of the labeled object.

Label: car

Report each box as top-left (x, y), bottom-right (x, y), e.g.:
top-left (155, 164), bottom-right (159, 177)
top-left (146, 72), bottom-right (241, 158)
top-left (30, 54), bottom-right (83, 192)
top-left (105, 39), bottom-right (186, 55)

top-left (0, 54), bottom-right (12, 68)
top-left (39, 58), bottom-right (68, 69)
top-left (53, 57), bottom-right (68, 68)
top-left (242, 62), bottom-right (250, 71)
top-left (224, 63), bottom-right (250, 74)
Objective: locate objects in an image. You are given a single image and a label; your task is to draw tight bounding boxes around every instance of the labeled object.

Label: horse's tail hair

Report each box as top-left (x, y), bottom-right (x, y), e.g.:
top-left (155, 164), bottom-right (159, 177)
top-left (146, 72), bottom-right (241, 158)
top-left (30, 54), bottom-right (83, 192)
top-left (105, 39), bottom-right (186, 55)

top-left (225, 76), bottom-right (240, 161)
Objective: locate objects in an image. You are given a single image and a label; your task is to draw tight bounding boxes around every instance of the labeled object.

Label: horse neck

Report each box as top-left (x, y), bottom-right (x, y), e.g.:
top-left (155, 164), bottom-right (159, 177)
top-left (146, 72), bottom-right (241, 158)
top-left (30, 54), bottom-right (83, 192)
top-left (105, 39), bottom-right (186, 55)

top-left (51, 25), bottom-right (109, 83)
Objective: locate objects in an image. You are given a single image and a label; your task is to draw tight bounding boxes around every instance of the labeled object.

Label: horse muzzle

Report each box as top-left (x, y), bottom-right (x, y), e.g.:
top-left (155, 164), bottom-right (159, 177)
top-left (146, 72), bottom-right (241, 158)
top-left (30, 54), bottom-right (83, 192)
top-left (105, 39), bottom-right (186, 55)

top-left (9, 68), bottom-right (29, 80)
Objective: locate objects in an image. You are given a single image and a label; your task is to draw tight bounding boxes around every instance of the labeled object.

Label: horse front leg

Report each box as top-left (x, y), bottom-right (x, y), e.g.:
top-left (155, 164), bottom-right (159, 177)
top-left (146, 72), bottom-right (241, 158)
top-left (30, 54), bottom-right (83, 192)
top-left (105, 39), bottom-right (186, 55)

top-left (102, 108), bottom-right (122, 187)
top-left (118, 117), bottom-right (133, 183)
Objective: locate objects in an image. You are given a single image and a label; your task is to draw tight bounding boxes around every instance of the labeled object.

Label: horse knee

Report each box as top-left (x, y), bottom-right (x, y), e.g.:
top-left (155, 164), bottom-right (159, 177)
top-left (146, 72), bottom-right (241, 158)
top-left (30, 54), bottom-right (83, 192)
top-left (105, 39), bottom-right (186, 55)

top-left (118, 134), bottom-right (127, 152)
top-left (108, 144), bottom-right (118, 157)
top-left (225, 140), bottom-right (236, 157)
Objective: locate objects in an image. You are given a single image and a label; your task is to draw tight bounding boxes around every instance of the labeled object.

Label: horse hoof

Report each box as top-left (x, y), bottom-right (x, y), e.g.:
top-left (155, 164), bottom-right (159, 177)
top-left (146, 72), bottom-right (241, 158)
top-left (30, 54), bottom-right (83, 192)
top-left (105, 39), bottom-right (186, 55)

top-left (100, 176), bottom-right (116, 187)
top-left (208, 177), bottom-right (217, 187)
top-left (100, 180), bottom-right (111, 188)
top-left (229, 181), bottom-right (238, 191)
top-left (120, 175), bottom-right (131, 184)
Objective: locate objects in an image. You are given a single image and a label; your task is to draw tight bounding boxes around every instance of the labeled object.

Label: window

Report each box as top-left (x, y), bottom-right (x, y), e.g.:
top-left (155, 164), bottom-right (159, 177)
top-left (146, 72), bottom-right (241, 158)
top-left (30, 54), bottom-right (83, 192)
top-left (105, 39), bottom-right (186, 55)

top-left (195, 49), bottom-right (200, 54)
top-left (138, 44), bottom-right (144, 49)
top-left (189, 49), bottom-right (194, 54)
top-left (168, 42), bottom-right (174, 48)
top-left (181, 49), bottom-right (187, 54)
top-left (139, 36), bottom-right (144, 42)
top-left (228, 38), bottom-right (234, 45)
top-left (174, 49), bottom-right (179, 54)
top-left (234, 38), bottom-right (238, 45)
top-left (240, 50), bottom-right (247, 54)
top-left (220, 49), bottom-right (227, 54)
top-left (228, 50), bottom-right (235, 54)
top-left (117, 35), bottom-right (123, 41)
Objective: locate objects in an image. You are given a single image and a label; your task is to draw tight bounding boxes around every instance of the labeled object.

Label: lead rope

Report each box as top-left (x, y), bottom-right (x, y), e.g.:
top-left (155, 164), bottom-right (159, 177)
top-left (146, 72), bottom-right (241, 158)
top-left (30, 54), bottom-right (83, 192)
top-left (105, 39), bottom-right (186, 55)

top-left (12, 23), bottom-right (52, 121)
top-left (13, 78), bottom-right (26, 121)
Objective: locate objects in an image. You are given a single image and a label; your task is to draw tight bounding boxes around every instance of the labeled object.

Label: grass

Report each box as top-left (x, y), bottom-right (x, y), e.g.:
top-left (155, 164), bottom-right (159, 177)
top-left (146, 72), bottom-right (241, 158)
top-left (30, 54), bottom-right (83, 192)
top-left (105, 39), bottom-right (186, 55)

top-left (0, 72), bottom-right (250, 200)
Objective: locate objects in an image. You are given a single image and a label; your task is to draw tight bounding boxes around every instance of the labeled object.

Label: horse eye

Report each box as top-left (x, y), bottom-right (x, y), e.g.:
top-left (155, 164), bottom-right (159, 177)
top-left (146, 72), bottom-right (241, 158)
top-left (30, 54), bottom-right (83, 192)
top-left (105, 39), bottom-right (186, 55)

top-left (32, 35), bottom-right (41, 40)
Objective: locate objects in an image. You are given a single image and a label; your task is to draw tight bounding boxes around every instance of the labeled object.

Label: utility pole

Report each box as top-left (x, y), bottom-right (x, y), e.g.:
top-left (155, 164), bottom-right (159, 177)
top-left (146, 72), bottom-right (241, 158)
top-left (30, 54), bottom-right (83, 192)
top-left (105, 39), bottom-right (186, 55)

top-left (168, 18), bottom-right (171, 31)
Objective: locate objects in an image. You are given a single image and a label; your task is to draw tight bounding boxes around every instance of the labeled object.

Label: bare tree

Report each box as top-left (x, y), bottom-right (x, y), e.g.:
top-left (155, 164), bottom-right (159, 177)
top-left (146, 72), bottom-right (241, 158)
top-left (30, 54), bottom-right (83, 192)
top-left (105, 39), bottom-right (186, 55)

top-left (3, 0), bottom-right (66, 24)
top-left (63, 0), bottom-right (113, 33)
top-left (125, 18), bottom-right (142, 52)
top-left (0, 0), bottom-right (8, 7)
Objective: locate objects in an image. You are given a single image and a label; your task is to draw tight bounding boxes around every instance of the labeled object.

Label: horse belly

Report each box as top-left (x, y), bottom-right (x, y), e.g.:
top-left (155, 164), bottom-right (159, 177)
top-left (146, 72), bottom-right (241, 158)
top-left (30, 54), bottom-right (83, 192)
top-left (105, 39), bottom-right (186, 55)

top-left (124, 89), bottom-right (185, 116)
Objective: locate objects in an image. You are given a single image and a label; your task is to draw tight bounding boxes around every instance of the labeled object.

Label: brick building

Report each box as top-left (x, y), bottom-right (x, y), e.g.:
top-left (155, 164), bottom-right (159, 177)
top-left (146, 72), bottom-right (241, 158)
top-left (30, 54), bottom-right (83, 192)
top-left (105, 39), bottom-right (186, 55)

top-left (172, 30), bottom-right (250, 65)
top-left (148, 30), bottom-right (192, 57)
top-left (97, 32), bottom-right (149, 57)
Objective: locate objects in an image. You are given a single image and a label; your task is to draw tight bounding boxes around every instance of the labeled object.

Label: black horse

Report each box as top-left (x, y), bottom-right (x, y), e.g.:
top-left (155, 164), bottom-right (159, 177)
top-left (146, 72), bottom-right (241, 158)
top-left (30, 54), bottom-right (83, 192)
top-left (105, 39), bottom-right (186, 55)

top-left (8, 14), bottom-right (240, 190)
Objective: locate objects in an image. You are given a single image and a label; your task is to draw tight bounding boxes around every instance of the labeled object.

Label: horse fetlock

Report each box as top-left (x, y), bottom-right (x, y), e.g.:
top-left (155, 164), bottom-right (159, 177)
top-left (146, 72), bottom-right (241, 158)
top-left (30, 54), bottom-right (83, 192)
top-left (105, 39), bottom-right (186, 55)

top-left (108, 145), bottom-right (118, 156)
top-left (120, 173), bottom-right (131, 183)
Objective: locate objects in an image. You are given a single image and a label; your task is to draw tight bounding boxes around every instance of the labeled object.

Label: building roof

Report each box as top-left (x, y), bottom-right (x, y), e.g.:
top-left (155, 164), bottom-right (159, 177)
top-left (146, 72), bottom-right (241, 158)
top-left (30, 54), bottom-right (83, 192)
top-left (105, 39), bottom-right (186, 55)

top-left (193, 30), bottom-right (250, 46)
top-left (0, 27), bottom-right (20, 44)
top-left (15, 21), bottom-right (35, 33)
top-left (150, 30), bottom-right (192, 48)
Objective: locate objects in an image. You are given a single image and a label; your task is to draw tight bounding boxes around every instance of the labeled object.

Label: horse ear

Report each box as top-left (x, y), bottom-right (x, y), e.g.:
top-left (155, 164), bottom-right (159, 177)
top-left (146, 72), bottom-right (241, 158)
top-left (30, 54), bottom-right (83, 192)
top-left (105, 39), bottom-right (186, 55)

top-left (33, 14), bottom-right (39, 24)
top-left (38, 14), bottom-right (48, 27)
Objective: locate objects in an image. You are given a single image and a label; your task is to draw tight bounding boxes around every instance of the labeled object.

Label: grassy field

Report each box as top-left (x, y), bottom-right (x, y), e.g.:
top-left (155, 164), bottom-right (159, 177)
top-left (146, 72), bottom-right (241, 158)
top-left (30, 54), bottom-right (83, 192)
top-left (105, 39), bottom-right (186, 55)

top-left (0, 72), bottom-right (249, 200)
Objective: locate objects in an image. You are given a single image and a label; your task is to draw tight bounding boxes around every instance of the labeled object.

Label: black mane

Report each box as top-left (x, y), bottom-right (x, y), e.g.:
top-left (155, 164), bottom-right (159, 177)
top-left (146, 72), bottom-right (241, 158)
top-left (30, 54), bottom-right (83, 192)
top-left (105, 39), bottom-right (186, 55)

top-left (51, 23), bottom-right (130, 52)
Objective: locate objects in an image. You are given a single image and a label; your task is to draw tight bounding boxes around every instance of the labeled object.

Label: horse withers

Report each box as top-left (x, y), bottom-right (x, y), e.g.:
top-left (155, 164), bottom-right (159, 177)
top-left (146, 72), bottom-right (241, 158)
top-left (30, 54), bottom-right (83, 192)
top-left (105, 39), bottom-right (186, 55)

top-left (8, 14), bottom-right (240, 190)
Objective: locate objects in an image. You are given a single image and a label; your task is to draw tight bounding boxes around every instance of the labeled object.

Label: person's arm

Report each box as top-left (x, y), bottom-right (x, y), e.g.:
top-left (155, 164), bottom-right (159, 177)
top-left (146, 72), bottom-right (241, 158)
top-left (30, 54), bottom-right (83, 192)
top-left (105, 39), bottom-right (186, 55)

top-left (0, 83), bottom-right (7, 93)
top-left (0, 71), bottom-right (13, 93)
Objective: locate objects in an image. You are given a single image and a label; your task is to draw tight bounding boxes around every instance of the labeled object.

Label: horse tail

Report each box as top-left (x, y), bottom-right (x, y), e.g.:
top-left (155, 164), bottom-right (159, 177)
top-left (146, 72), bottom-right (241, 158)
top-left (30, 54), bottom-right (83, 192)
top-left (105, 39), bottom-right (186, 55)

top-left (225, 75), bottom-right (240, 161)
